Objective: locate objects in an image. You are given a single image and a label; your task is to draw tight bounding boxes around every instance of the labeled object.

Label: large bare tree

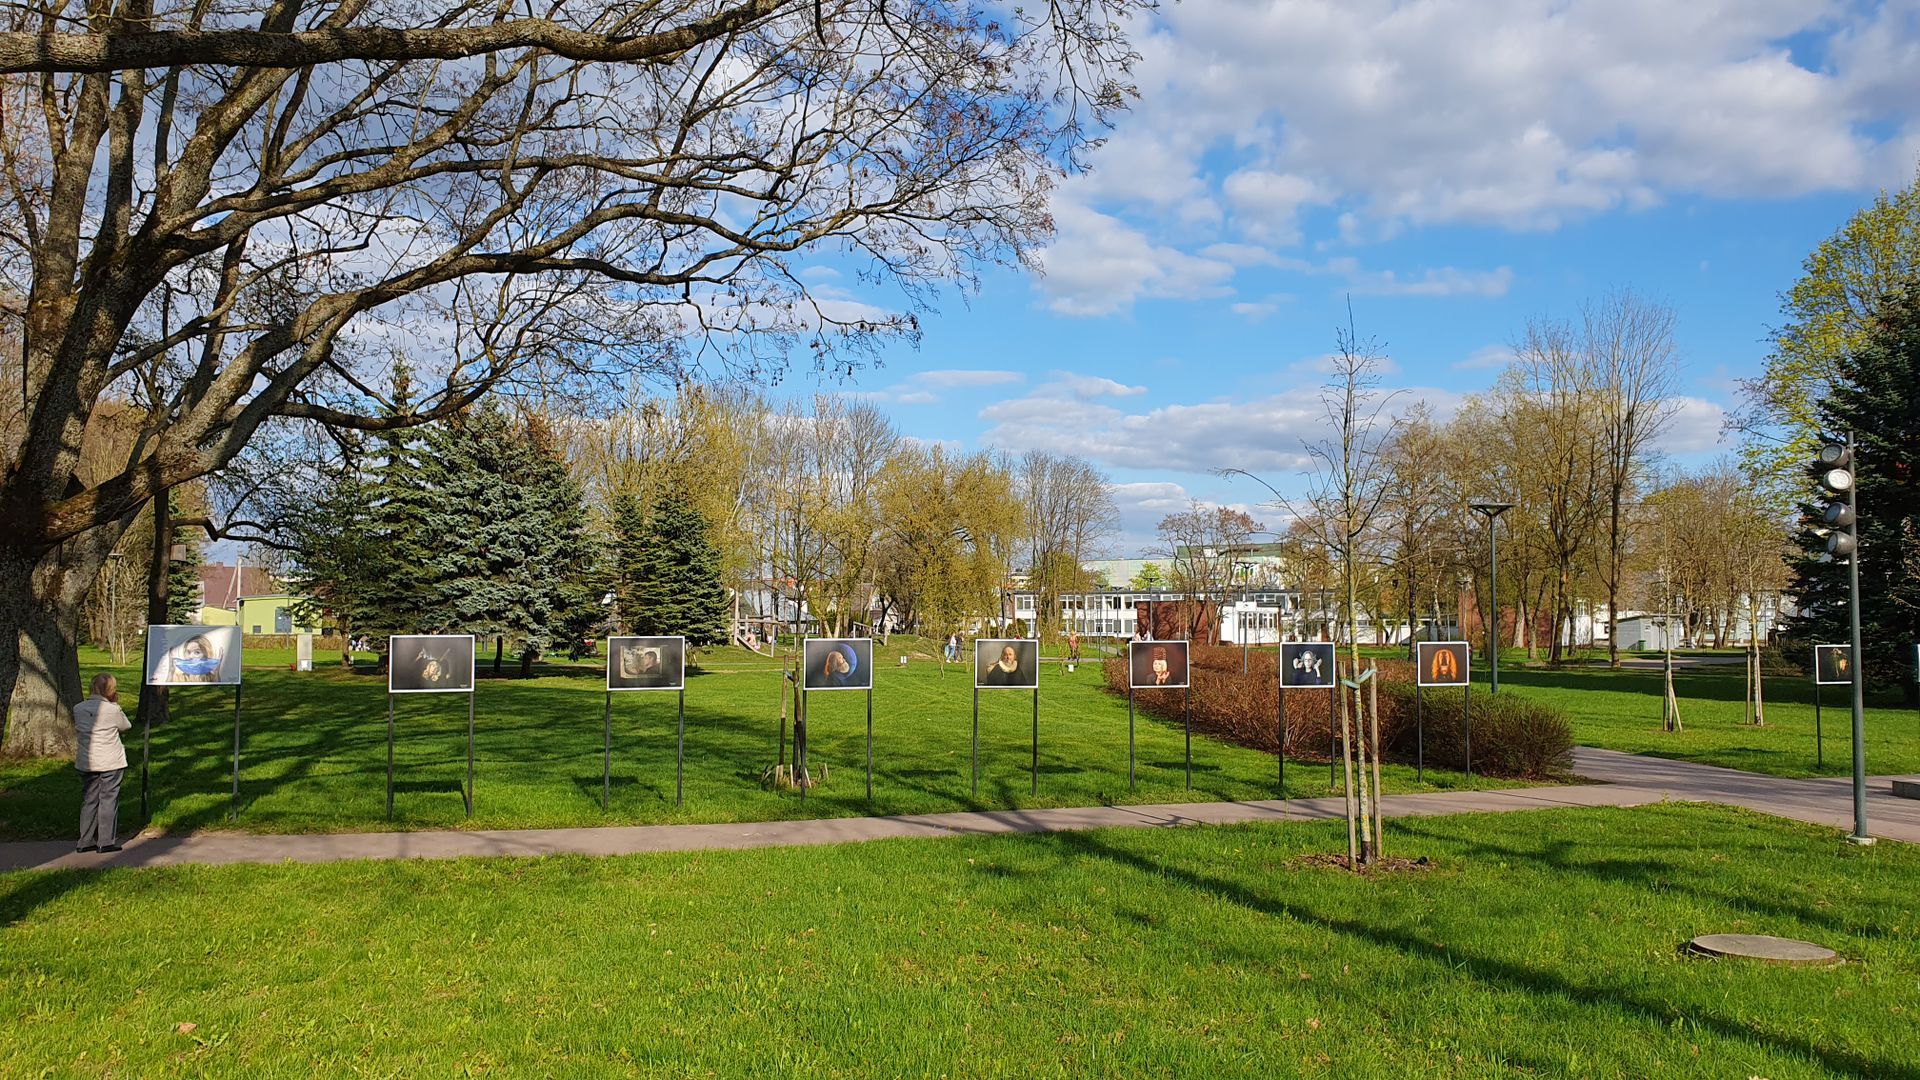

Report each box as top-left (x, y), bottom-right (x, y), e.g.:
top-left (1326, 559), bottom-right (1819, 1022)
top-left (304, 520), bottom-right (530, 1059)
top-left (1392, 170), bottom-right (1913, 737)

top-left (0, 0), bottom-right (1142, 754)
top-left (1585, 290), bottom-right (1678, 668)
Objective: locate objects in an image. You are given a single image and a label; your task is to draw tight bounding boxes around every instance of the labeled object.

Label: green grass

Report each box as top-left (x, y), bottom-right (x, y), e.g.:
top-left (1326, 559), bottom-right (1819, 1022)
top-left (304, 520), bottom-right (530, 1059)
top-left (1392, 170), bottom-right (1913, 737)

top-left (2, 803), bottom-right (1915, 1077)
top-left (1494, 663), bottom-right (1920, 779)
top-left (0, 643), bottom-right (1505, 842)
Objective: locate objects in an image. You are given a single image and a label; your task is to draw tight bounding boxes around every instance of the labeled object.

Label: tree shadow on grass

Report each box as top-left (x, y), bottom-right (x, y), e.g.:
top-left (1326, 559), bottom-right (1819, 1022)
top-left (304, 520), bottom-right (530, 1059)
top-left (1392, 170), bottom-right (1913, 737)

top-left (1047, 826), bottom-right (1916, 1080)
top-left (1388, 813), bottom-right (1903, 943)
top-left (0, 869), bottom-right (90, 929)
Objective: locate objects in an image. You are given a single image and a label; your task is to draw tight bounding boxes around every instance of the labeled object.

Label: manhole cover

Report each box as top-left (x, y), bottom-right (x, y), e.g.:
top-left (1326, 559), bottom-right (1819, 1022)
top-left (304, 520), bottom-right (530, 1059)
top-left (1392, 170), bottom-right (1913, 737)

top-left (1686, 934), bottom-right (1839, 965)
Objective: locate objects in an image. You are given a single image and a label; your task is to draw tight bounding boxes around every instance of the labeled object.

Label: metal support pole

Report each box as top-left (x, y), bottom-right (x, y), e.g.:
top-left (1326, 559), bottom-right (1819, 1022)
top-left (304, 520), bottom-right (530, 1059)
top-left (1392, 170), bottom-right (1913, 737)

top-left (1184, 680), bottom-right (1192, 790)
top-left (1031, 687), bottom-right (1039, 797)
top-left (677, 690), bottom-right (686, 808)
top-left (1463, 683), bottom-right (1473, 780)
top-left (1846, 434), bottom-right (1871, 844)
top-left (865, 687), bottom-right (874, 801)
top-left (1815, 684), bottom-right (1823, 768)
top-left (140, 635), bottom-right (151, 824)
top-left (465, 690), bottom-right (475, 818)
top-left (1489, 520), bottom-right (1501, 695)
top-left (230, 683), bottom-right (243, 819)
top-left (1127, 686), bottom-right (1136, 789)
top-left (602, 690), bottom-right (612, 810)
top-left (1416, 682), bottom-right (1424, 784)
top-left (385, 693), bottom-right (394, 820)
top-left (798, 689), bottom-right (807, 802)
top-left (972, 686), bottom-right (980, 797)
top-left (1277, 683), bottom-right (1286, 801)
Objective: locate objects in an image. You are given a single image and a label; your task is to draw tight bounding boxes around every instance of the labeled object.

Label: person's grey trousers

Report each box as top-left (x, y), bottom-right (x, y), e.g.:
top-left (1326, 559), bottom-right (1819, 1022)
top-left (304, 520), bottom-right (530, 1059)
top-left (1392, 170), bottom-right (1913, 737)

top-left (78, 768), bottom-right (123, 848)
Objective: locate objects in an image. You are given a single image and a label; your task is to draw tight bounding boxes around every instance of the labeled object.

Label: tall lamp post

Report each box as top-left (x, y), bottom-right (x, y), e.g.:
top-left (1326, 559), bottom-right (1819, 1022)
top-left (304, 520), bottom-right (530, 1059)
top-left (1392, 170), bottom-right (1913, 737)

top-left (1468, 501), bottom-right (1515, 694)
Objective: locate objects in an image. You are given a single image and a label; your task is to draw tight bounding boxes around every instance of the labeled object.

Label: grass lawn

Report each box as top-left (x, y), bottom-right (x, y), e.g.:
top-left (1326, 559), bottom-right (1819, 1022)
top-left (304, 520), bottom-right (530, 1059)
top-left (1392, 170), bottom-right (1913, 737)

top-left (0, 643), bottom-right (1507, 842)
top-left (1, 802), bottom-right (1915, 1077)
top-left (1493, 662), bottom-right (1920, 780)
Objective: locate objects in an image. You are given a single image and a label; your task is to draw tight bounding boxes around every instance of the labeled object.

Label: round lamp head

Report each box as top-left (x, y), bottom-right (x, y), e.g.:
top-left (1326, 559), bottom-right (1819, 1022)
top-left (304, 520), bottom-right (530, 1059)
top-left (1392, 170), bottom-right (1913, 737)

top-left (1819, 468), bottom-right (1854, 494)
top-left (1826, 532), bottom-right (1857, 557)
top-left (1821, 503), bottom-right (1854, 528)
top-left (1816, 443), bottom-right (1852, 469)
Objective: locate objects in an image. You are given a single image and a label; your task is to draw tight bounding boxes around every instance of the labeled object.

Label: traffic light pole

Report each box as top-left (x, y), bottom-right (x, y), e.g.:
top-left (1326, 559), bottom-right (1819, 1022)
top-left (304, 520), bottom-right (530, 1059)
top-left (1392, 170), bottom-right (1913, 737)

top-left (1845, 435), bottom-right (1871, 845)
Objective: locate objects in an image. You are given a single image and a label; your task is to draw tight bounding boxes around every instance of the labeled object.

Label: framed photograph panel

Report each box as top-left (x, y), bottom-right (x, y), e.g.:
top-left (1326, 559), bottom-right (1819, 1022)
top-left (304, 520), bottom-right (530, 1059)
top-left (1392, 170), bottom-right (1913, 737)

top-left (606, 636), bottom-right (686, 691)
top-left (1814, 644), bottom-right (1854, 686)
top-left (389, 634), bottom-right (476, 694)
top-left (803, 638), bottom-right (873, 691)
top-left (974, 639), bottom-right (1040, 690)
top-left (1128, 640), bottom-right (1190, 689)
top-left (1416, 641), bottom-right (1471, 687)
top-left (1279, 641), bottom-right (1336, 690)
top-left (144, 625), bottom-right (243, 686)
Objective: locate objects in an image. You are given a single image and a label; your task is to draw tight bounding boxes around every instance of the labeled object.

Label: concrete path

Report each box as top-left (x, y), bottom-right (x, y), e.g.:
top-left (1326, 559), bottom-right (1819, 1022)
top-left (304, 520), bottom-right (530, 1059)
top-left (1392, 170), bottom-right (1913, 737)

top-left (4, 748), bottom-right (1915, 873)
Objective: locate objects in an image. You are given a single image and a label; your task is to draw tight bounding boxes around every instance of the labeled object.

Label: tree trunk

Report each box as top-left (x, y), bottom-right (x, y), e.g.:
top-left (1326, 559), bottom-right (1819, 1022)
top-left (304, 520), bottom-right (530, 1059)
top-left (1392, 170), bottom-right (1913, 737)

top-left (1, 526), bottom-right (126, 757)
top-left (493, 635), bottom-right (504, 673)
top-left (136, 492), bottom-right (174, 729)
top-left (519, 646), bottom-right (535, 678)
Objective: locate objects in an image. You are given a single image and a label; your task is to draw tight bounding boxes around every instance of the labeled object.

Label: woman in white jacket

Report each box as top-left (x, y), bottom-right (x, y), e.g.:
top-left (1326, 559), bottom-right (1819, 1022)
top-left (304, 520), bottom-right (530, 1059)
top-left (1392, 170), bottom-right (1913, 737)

top-left (72, 672), bottom-right (131, 853)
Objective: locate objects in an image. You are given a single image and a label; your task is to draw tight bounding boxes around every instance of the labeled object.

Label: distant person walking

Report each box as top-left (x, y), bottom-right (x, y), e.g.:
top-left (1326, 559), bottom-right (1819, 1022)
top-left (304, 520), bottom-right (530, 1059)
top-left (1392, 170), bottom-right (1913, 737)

top-left (1066, 629), bottom-right (1081, 662)
top-left (73, 672), bottom-right (131, 853)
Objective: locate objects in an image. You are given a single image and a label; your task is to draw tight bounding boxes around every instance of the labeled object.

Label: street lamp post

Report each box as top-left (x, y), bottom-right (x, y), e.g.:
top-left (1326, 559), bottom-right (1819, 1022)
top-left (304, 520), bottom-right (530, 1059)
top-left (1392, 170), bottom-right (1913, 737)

top-left (1469, 501), bottom-right (1515, 694)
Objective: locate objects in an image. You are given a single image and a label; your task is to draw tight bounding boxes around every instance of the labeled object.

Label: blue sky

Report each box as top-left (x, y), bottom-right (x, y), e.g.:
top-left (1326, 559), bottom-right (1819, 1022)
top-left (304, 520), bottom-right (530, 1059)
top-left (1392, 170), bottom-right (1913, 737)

top-left (777, 0), bottom-right (1920, 556)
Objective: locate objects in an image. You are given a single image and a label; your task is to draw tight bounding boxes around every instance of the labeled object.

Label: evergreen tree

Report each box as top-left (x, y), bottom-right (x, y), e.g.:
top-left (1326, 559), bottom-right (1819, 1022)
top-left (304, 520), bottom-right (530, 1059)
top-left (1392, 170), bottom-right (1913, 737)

top-left (362, 362), bottom-right (446, 644)
top-left (425, 405), bottom-right (597, 674)
top-left (622, 491), bottom-right (731, 645)
top-left (166, 493), bottom-right (204, 624)
top-left (1786, 282), bottom-right (1920, 697)
top-left (284, 468), bottom-right (384, 663)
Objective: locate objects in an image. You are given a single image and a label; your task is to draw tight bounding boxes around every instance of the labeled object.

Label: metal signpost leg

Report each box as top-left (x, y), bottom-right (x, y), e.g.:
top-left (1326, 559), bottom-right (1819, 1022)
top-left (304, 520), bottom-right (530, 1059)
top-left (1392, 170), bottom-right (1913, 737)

top-left (1031, 687), bottom-right (1039, 797)
top-left (1463, 683), bottom-right (1473, 780)
top-left (972, 687), bottom-right (980, 797)
top-left (1329, 692), bottom-right (1338, 791)
top-left (1184, 682), bottom-right (1192, 791)
top-left (140, 635), bottom-right (151, 824)
top-left (603, 691), bottom-right (612, 811)
top-left (1127, 687), bottom-right (1136, 789)
top-left (465, 691), bottom-right (475, 818)
top-left (798, 690), bottom-right (807, 803)
top-left (385, 694), bottom-right (394, 821)
top-left (677, 690), bottom-right (686, 808)
top-left (1416, 683), bottom-right (1424, 784)
top-left (1277, 685), bottom-right (1286, 801)
top-left (230, 683), bottom-right (243, 820)
top-left (865, 688), bottom-right (874, 801)
top-left (1814, 684), bottom-right (1823, 768)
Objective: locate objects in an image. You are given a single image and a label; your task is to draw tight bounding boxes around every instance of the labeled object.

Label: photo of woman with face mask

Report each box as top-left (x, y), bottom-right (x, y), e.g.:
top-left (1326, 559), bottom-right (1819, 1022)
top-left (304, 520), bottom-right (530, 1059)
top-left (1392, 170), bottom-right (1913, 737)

top-left (145, 626), bottom-right (242, 686)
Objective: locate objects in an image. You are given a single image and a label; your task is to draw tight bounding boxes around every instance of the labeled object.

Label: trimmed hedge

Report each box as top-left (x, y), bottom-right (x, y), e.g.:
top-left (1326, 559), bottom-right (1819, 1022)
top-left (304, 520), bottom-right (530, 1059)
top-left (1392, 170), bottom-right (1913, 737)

top-left (1104, 644), bottom-right (1572, 780)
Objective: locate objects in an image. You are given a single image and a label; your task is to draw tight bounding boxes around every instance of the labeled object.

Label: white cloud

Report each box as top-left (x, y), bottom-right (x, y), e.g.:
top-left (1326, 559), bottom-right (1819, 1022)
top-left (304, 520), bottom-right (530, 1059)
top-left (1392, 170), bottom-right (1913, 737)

top-left (1051, 371), bottom-right (1148, 398)
top-left (1454, 345), bottom-right (1519, 370)
top-left (1026, 0), bottom-right (1919, 315)
top-left (1033, 201), bottom-right (1237, 316)
top-left (917, 369), bottom-right (1027, 389)
top-left (1655, 396), bottom-right (1731, 455)
top-left (851, 367), bottom-right (1027, 406)
top-left (1339, 263), bottom-right (1515, 298)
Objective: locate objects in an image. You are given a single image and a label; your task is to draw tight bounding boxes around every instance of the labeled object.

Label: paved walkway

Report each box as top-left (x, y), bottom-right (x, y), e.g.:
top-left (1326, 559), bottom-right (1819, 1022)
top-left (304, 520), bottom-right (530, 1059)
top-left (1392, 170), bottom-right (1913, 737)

top-left (4, 748), bottom-right (1916, 872)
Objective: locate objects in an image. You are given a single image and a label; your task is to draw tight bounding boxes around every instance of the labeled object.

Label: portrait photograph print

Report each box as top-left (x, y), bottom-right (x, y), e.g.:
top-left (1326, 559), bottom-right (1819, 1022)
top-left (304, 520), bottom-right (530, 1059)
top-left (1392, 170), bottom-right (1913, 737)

top-left (1128, 640), bottom-right (1189, 689)
top-left (1814, 644), bottom-right (1854, 686)
top-left (803, 638), bottom-right (873, 691)
top-left (1279, 641), bottom-right (1336, 689)
top-left (607, 636), bottom-right (686, 691)
top-left (1417, 641), bottom-right (1471, 687)
top-left (974, 638), bottom-right (1039, 690)
top-left (144, 625), bottom-right (243, 686)
top-left (389, 634), bottom-right (476, 694)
